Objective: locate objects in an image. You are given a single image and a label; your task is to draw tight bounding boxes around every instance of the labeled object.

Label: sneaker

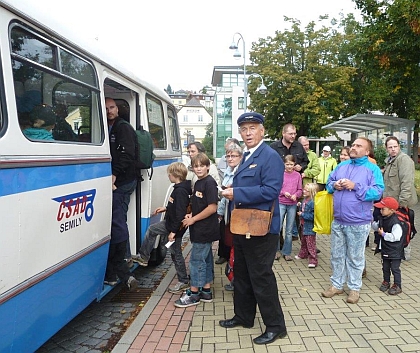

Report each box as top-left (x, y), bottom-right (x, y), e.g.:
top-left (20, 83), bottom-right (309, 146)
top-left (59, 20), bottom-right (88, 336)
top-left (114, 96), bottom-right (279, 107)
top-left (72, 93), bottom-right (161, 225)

top-left (127, 276), bottom-right (139, 291)
top-left (274, 251), bottom-right (281, 261)
top-left (168, 282), bottom-right (190, 294)
top-left (104, 278), bottom-right (118, 286)
top-left (224, 283), bottom-right (234, 291)
top-left (347, 290), bottom-right (360, 304)
top-left (379, 281), bottom-right (390, 292)
top-left (321, 286), bottom-right (344, 298)
top-left (126, 258), bottom-right (134, 268)
top-left (295, 255), bottom-right (303, 260)
top-left (388, 284), bottom-right (402, 295)
top-left (132, 254), bottom-right (148, 267)
top-left (174, 289), bottom-right (201, 308)
top-left (215, 257), bottom-right (227, 264)
top-left (283, 255), bottom-right (293, 261)
top-left (371, 246), bottom-right (377, 251)
top-left (199, 289), bottom-right (213, 302)
top-left (362, 268), bottom-right (367, 278)
top-left (308, 263), bottom-right (316, 268)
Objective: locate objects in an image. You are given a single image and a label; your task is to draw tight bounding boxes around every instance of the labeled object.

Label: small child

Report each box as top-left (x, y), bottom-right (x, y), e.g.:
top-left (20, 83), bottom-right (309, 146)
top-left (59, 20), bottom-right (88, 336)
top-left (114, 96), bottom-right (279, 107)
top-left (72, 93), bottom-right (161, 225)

top-left (277, 155), bottom-right (302, 261)
top-left (372, 197), bottom-right (404, 295)
top-left (132, 162), bottom-right (192, 294)
top-left (295, 183), bottom-right (318, 267)
top-left (23, 104), bottom-right (56, 140)
top-left (174, 153), bottom-right (219, 307)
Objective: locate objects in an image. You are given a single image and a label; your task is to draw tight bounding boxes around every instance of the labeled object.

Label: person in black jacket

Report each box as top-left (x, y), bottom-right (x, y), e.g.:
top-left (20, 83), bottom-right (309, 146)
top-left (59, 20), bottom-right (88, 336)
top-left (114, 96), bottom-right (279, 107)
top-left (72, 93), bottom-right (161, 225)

top-left (133, 162), bottom-right (192, 294)
top-left (104, 97), bottom-right (139, 291)
top-left (372, 197), bottom-right (404, 296)
top-left (270, 123), bottom-right (309, 173)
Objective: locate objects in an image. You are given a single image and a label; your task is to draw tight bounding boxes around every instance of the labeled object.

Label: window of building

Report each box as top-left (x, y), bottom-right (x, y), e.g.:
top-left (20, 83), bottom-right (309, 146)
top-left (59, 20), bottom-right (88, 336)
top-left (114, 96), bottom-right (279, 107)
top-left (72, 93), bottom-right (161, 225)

top-left (183, 115), bottom-right (188, 122)
top-left (238, 97), bottom-right (244, 110)
top-left (198, 115), bottom-right (203, 122)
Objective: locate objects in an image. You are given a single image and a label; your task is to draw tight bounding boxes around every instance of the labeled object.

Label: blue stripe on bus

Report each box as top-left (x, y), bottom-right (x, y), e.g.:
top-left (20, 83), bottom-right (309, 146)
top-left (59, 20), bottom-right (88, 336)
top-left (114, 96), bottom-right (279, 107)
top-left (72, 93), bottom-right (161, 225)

top-left (0, 242), bottom-right (109, 353)
top-left (0, 162), bottom-right (111, 197)
top-left (153, 157), bottom-right (181, 168)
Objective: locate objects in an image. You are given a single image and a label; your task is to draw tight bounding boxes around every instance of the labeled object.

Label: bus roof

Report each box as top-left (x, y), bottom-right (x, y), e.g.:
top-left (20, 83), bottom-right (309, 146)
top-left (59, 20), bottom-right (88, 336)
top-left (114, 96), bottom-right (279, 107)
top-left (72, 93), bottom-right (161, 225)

top-left (0, 0), bottom-right (172, 104)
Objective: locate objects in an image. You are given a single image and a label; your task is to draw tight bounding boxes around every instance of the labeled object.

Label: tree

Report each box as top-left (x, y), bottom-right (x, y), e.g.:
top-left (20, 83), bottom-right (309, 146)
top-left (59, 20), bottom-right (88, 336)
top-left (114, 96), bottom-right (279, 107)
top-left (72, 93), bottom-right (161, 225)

top-left (202, 122), bottom-right (214, 160)
top-left (248, 15), bottom-right (360, 139)
top-left (354, 0), bottom-right (420, 160)
top-left (165, 84), bottom-right (173, 94)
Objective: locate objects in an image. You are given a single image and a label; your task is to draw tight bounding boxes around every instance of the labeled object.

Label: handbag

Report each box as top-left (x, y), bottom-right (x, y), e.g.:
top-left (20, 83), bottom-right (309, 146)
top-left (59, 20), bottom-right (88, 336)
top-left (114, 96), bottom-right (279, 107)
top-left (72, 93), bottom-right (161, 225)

top-left (230, 202), bottom-right (275, 239)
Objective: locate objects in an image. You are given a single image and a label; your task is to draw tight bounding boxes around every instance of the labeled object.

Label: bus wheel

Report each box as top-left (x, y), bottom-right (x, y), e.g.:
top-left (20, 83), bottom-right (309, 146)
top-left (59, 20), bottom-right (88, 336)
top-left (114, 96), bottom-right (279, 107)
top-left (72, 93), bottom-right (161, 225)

top-left (149, 242), bottom-right (167, 266)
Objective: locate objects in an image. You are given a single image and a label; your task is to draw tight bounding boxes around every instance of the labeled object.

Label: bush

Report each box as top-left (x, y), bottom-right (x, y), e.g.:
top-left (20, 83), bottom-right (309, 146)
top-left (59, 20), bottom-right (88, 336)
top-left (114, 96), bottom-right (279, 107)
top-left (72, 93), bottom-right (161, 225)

top-left (374, 146), bottom-right (387, 168)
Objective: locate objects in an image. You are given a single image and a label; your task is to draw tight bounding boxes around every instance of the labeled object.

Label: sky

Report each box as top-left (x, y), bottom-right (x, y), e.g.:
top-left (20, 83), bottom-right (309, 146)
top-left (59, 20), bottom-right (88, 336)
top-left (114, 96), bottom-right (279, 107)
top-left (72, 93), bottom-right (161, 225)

top-left (12, 0), bottom-right (361, 93)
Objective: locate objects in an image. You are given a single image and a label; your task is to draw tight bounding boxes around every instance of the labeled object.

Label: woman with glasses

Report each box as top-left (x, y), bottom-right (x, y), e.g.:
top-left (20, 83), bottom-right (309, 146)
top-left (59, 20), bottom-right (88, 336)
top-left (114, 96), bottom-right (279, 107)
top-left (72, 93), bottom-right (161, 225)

top-left (215, 143), bottom-right (243, 290)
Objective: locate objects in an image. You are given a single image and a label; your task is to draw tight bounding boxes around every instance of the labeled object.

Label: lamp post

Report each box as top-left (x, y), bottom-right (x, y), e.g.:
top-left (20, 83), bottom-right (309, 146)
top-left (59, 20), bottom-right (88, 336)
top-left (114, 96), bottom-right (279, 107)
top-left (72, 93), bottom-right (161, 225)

top-left (229, 33), bottom-right (268, 112)
top-left (229, 32), bottom-right (247, 111)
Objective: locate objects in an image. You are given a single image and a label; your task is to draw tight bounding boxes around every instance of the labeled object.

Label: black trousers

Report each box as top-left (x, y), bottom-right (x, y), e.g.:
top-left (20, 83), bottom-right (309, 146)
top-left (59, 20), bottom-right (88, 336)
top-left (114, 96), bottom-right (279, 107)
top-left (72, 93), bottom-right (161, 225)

top-left (105, 240), bottom-right (131, 284)
top-left (232, 233), bottom-right (286, 333)
top-left (383, 258), bottom-right (402, 287)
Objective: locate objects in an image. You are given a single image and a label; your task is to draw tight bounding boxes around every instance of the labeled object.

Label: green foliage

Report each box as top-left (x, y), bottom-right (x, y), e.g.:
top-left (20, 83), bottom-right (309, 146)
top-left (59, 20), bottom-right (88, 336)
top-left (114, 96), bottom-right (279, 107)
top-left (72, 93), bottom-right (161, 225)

top-left (202, 122), bottom-right (213, 160)
top-left (248, 15), bottom-right (360, 139)
top-left (373, 146), bottom-right (387, 168)
top-left (165, 84), bottom-right (172, 94)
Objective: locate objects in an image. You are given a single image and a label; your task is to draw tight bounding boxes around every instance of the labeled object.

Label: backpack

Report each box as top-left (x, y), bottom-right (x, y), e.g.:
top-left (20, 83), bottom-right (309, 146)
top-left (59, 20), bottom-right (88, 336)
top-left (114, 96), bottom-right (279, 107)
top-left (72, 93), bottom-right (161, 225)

top-left (115, 119), bottom-right (156, 181)
top-left (395, 207), bottom-right (417, 248)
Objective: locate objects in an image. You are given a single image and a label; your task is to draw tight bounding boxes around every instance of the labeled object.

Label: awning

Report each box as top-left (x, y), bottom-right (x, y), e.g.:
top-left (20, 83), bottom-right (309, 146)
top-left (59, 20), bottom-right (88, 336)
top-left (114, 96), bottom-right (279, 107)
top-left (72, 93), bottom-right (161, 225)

top-left (322, 113), bottom-right (414, 133)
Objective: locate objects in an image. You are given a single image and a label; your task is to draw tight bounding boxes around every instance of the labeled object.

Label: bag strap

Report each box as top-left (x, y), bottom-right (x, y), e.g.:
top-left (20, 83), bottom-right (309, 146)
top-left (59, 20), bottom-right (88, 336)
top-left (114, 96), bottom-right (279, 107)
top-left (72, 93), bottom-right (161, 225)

top-left (233, 200), bottom-right (276, 212)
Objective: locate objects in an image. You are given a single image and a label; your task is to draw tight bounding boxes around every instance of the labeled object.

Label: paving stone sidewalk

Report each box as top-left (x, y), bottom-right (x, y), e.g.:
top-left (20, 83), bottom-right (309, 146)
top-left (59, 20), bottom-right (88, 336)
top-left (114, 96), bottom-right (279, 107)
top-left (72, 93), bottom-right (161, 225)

top-left (114, 203), bottom-right (420, 353)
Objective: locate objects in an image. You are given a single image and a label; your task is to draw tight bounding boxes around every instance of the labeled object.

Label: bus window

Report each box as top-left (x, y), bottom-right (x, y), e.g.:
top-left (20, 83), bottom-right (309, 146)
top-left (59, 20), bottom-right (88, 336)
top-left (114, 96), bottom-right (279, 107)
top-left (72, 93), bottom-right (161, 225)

top-left (10, 24), bottom-right (102, 144)
top-left (146, 94), bottom-right (166, 149)
top-left (168, 107), bottom-right (180, 151)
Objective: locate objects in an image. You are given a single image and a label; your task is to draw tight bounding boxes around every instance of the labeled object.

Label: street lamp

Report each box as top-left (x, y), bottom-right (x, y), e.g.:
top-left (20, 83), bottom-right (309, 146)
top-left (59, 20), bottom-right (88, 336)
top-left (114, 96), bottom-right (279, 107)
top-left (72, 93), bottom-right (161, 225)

top-left (229, 32), bottom-right (247, 111)
top-left (247, 73), bottom-right (268, 95)
top-left (229, 33), bottom-right (268, 111)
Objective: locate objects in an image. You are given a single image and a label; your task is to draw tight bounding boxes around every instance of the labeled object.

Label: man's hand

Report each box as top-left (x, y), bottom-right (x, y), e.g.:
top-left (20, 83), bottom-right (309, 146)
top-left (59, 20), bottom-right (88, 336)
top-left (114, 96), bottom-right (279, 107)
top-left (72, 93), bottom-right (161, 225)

top-left (153, 206), bottom-right (166, 215)
top-left (221, 187), bottom-right (234, 201)
top-left (294, 164), bottom-right (302, 172)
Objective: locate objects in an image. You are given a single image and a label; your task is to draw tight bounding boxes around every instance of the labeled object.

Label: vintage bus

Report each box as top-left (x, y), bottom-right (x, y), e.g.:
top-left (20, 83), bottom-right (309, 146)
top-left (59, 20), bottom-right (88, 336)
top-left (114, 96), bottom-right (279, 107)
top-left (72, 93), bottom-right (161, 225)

top-left (0, 1), bottom-right (182, 351)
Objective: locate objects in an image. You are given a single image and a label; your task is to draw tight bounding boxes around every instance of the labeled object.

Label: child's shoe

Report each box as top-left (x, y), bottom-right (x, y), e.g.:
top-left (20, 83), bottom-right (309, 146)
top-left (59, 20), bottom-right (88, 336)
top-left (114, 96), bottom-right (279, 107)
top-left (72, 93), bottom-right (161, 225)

top-left (199, 289), bottom-right (213, 302)
top-left (132, 254), bottom-right (148, 267)
top-left (274, 251), bottom-right (281, 261)
top-left (388, 284), bottom-right (402, 295)
top-left (379, 281), bottom-right (390, 292)
top-left (174, 289), bottom-right (201, 307)
top-left (308, 263), bottom-right (316, 268)
top-left (168, 281), bottom-right (190, 294)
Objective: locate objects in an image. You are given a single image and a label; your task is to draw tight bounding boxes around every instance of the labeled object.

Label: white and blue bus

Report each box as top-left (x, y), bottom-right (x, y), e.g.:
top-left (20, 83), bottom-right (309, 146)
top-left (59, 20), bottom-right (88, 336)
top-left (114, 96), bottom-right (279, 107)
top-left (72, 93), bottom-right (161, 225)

top-left (0, 2), bottom-right (182, 352)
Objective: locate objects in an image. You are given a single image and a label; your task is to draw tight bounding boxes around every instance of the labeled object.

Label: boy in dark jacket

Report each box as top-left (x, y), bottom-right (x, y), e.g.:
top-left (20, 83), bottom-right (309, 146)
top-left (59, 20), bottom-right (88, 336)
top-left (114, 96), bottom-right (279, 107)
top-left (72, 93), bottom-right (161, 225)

top-left (133, 162), bottom-right (192, 293)
top-left (372, 197), bottom-right (404, 295)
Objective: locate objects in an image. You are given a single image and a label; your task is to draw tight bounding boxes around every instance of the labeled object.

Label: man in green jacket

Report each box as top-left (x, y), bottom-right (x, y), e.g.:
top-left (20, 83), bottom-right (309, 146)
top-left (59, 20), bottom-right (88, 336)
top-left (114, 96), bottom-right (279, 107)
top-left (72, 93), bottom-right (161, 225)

top-left (298, 136), bottom-right (321, 187)
top-left (317, 146), bottom-right (337, 191)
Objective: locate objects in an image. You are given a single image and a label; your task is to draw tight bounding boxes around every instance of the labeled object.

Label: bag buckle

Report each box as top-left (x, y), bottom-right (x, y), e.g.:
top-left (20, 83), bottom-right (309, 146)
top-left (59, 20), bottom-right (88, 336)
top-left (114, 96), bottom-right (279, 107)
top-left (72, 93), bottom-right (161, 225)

top-left (245, 232), bottom-right (251, 239)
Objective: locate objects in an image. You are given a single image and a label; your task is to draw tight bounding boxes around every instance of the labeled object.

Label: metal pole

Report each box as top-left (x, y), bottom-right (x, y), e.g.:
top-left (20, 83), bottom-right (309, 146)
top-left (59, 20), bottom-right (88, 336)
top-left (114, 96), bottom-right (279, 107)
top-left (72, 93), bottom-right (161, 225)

top-left (241, 36), bottom-right (247, 112)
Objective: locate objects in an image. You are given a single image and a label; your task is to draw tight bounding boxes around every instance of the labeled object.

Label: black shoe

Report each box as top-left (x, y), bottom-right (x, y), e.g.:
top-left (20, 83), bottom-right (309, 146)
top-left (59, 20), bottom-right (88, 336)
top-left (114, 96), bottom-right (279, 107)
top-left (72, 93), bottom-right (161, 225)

top-left (219, 318), bottom-right (253, 329)
top-left (253, 331), bottom-right (287, 345)
top-left (316, 248), bottom-right (321, 254)
top-left (215, 257), bottom-right (227, 264)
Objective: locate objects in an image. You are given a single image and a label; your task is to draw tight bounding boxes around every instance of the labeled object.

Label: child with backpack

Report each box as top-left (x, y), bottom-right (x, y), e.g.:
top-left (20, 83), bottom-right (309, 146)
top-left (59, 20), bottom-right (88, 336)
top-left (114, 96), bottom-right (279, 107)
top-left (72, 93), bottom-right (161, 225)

top-left (372, 197), bottom-right (404, 295)
top-left (295, 183), bottom-right (319, 267)
top-left (132, 162), bottom-right (192, 294)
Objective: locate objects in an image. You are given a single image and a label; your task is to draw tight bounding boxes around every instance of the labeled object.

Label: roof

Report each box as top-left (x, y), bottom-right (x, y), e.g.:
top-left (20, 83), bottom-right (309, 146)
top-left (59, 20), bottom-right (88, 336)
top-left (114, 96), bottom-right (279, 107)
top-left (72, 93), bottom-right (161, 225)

top-left (184, 97), bottom-right (204, 107)
top-left (322, 114), bottom-right (415, 133)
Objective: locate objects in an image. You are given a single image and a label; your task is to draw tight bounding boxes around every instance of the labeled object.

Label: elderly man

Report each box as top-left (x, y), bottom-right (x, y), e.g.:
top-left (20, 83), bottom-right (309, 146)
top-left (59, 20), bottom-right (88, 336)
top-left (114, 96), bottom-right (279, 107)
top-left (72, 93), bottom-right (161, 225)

top-left (321, 137), bottom-right (384, 304)
top-left (219, 112), bottom-right (287, 345)
top-left (270, 123), bottom-right (309, 173)
top-left (298, 136), bottom-right (321, 187)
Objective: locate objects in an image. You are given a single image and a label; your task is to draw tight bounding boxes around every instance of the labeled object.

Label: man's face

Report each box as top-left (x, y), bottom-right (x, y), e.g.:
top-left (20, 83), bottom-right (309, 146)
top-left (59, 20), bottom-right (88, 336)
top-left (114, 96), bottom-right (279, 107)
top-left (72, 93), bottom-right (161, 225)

top-left (350, 139), bottom-right (369, 159)
top-left (322, 149), bottom-right (330, 158)
top-left (282, 127), bottom-right (297, 144)
top-left (105, 99), bottom-right (119, 122)
top-left (300, 139), bottom-right (310, 152)
top-left (386, 139), bottom-right (400, 158)
top-left (239, 122), bottom-right (264, 149)
top-left (187, 145), bottom-right (199, 158)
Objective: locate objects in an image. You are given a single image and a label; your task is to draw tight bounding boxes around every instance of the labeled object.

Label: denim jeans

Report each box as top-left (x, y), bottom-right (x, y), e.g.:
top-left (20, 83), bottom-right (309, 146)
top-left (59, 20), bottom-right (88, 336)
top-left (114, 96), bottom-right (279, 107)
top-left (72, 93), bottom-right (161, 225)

top-left (330, 221), bottom-right (370, 291)
top-left (139, 220), bottom-right (168, 260)
top-left (279, 203), bottom-right (297, 256)
top-left (189, 242), bottom-right (214, 288)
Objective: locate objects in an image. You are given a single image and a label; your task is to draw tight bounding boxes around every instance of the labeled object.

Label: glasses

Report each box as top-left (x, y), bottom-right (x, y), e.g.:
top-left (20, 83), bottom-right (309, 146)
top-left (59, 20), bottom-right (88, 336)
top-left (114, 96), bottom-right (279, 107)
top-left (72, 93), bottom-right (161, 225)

top-left (226, 155), bottom-right (240, 159)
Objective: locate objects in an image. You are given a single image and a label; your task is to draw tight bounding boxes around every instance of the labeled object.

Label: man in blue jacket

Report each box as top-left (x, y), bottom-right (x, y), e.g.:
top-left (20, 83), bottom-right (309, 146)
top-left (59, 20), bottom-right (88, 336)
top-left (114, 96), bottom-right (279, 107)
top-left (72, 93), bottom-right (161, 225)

top-left (219, 112), bottom-right (287, 345)
top-left (321, 137), bottom-right (384, 304)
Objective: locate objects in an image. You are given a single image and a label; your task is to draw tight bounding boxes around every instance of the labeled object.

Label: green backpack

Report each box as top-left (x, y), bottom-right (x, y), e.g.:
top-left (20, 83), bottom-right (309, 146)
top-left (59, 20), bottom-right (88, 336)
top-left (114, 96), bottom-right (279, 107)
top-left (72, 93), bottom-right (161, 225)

top-left (115, 119), bottom-right (156, 180)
